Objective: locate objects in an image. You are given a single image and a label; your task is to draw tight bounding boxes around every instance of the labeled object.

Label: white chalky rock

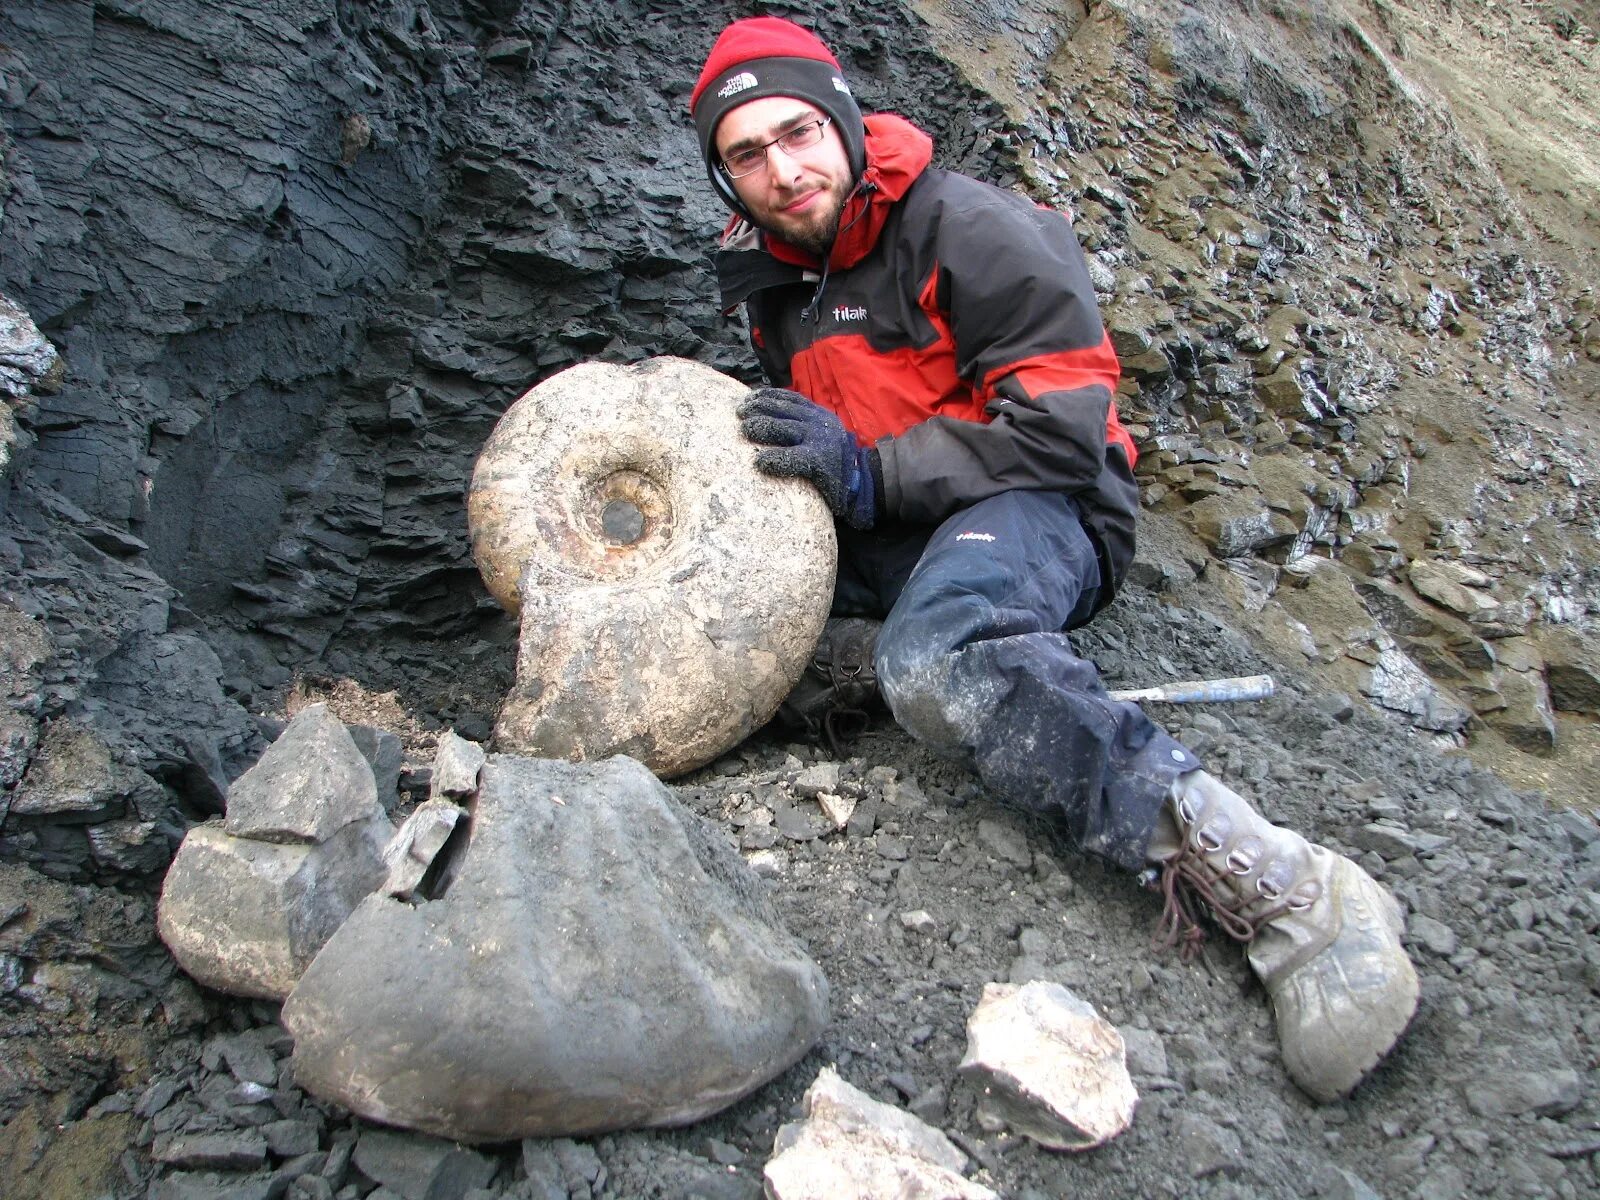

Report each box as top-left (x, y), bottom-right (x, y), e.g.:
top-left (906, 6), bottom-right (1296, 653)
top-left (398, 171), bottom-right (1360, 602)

top-left (468, 357), bottom-right (836, 778)
top-left (817, 791), bottom-right (856, 830)
top-left (765, 1067), bottom-right (998, 1200)
top-left (958, 980), bottom-right (1138, 1151)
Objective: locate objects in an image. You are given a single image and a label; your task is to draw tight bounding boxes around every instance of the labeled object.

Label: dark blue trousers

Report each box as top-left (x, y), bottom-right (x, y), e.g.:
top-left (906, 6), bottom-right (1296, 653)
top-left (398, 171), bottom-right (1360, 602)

top-left (833, 490), bottom-right (1198, 871)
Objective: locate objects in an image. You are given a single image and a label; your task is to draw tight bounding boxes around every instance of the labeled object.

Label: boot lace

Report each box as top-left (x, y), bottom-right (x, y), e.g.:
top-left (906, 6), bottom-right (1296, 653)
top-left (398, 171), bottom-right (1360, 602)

top-left (1149, 840), bottom-right (1297, 962)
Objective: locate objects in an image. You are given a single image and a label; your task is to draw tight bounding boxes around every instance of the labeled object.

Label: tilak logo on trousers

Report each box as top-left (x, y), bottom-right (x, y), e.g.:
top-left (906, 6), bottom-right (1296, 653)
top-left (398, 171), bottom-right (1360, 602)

top-left (717, 71), bottom-right (758, 99)
top-left (956, 532), bottom-right (996, 542)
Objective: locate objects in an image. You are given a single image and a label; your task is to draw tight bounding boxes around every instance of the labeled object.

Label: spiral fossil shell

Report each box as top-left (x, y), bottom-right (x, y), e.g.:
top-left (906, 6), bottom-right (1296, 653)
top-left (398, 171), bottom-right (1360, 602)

top-left (468, 357), bottom-right (837, 776)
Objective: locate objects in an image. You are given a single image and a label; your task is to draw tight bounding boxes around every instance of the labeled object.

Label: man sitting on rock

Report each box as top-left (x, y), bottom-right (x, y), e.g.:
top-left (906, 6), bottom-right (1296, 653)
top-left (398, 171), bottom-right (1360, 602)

top-left (688, 16), bottom-right (1418, 1103)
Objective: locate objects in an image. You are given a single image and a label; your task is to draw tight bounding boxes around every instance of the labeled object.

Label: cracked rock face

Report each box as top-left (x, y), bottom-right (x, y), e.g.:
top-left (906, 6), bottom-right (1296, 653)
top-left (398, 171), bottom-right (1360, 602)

top-left (282, 753), bottom-right (829, 1143)
top-left (468, 357), bottom-right (836, 777)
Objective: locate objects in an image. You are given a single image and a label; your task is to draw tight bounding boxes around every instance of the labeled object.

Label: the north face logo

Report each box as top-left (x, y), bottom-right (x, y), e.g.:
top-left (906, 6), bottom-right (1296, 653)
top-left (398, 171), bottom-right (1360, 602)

top-left (832, 75), bottom-right (851, 95)
top-left (717, 71), bottom-right (758, 99)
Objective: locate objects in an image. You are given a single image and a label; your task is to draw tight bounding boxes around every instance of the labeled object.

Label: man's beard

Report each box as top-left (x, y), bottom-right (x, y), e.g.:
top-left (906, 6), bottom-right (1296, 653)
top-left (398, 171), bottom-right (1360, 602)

top-left (761, 179), bottom-right (850, 258)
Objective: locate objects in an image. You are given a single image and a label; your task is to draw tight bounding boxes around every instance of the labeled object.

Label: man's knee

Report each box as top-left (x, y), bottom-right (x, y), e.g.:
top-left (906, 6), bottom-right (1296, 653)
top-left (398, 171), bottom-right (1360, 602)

top-left (877, 635), bottom-right (997, 750)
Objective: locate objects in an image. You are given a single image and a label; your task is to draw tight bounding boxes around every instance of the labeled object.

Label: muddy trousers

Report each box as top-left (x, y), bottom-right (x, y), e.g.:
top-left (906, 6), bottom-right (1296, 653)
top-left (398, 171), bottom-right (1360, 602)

top-left (834, 489), bottom-right (1200, 872)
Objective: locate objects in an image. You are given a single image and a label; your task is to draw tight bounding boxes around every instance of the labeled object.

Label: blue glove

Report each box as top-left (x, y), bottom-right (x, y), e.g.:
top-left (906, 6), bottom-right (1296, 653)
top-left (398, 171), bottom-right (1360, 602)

top-left (738, 388), bottom-right (880, 530)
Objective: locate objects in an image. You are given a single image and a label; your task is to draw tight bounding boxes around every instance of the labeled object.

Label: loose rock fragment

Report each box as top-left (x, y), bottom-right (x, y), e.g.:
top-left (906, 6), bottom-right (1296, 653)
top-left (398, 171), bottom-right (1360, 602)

top-left (1175, 1111), bottom-right (1244, 1177)
top-left (224, 704), bottom-right (380, 844)
top-left (157, 707), bottom-right (393, 999)
top-left (351, 1128), bottom-right (496, 1199)
top-left (381, 800), bottom-right (463, 900)
top-left (957, 980), bottom-right (1137, 1151)
top-left (430, 730), bottom-right (486, 800)
top-left (284, 754), bottom-right (828, 1142)
top-left (7, 720), bottom-right (122, 821)
top-left (156, 817), bottom-right (392, 1000)
top-left (817, 791), bottom-right (856, 830)
top-left (764, 1066), bottom-right (997, 1200)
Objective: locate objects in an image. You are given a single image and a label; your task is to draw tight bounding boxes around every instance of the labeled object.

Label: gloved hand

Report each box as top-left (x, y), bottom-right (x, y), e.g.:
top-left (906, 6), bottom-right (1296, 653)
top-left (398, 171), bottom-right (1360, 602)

top-left (737, 388), bottom-right (880, 530)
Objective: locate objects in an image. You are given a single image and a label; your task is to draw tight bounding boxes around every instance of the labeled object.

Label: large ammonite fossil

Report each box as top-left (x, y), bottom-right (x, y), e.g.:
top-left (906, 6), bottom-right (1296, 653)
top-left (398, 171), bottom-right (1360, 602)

top-left (468, 357), bottom-right (837, 777)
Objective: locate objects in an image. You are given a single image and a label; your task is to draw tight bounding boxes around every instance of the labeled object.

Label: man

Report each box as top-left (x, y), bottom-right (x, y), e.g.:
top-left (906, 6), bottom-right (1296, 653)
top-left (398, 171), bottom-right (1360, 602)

top-left (689, 16), bottom-right (1417, 1103)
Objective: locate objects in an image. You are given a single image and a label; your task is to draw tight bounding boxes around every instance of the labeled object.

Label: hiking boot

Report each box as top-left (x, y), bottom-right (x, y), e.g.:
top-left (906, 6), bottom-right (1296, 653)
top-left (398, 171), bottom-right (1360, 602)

top-left (776, 617), bottom-right (882, 754)
top-left (1147, 769), bottom-right (1419, 1102)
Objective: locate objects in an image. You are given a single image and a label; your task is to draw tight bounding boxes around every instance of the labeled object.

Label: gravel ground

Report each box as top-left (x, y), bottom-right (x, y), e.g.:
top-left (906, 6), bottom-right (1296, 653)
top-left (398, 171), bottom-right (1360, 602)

top-left (7, 533), bottom-right (1592, 1200)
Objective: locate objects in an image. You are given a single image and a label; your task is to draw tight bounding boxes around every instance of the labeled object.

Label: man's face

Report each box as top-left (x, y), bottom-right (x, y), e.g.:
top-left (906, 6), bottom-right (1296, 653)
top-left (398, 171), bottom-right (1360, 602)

top-left (715, 97), bottom-right (853, 257)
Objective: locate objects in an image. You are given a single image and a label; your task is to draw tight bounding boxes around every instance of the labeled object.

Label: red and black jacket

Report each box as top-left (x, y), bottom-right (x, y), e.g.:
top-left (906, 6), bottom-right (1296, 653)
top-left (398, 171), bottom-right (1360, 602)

top-left (715, 114), bottom-right (1140, 604)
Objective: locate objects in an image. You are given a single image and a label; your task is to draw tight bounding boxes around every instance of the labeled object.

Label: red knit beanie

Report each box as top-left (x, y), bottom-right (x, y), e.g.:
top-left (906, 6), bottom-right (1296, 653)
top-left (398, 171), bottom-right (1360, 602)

top-left (690, 17), bottom-right (866, 215)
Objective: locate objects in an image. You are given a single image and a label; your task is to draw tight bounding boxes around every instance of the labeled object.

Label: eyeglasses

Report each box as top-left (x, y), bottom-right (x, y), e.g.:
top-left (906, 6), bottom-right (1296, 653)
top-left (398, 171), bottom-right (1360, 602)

top-left (720, 118), bottom-right (833, 179)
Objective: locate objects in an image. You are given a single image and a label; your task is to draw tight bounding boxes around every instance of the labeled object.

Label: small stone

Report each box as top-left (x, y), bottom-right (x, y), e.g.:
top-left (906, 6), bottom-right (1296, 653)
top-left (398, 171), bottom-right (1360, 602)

top-left (899, 910), bottom-right (937, 935)
top-left (263, 1119), bottom-right (321, 1158)
top-left (744, 849), bottom-right (788, 878)
top-left (845, 794), bottom-right (879, 839)
top-left (8, 720), bottom-right (121, 820)
top-left (763, 1067), bottom-right (996, 1200)
top-left (351, 1129), bottom-right (496, 1200)
top-left (484, 37), bottom-right (534, 66)
top-left (288, 1177), bottom-right (336, 1200)
top-left (1175, 1112), bottom-right (1243, 1177)
top-left (1464, 1067), bottom-right (1583, 1117)
top-left (875, 835), bottom-right (909, 861)
top-left (1350, 822), bottom-right (1421, 859)
top-left (816, 791), bottom-right (856, 830)
top-left (347, 725), bottom-right (404, 811)
top-left (1117, 1026), bottom-right (1169, 1080)
top-left (775, 801), bottom-right (826, 842)
top-left (431, 730), bottom-right (486, 800)
top-left (209, 1030), bottom-right (280, 1087)
top-left (1316, 1164), bottom-right (1383, 1200)
top-left (381, 800), bottom-right (463, 900)
top-left (1407, 559), bottom-right (1497, 616)
top-left (958, 980), bottom-right (1137, 1151)
top-left (136, 1078), bottom-right (185, 1119)
top-left (704, 1137), bottom-right (743, 1165)
top-left (883, 778), bottom-right (929, 812)
top-left (791, 762), bottom-right (840, 799)
top-left (225, 705), bottom-right (381, 844)
top-left (151, 1130), bottom-right (269, 1171)
top-left (976, 819), bottom-right (1032, 869)
top-left (1409, 914), bottom-right (1458, 956)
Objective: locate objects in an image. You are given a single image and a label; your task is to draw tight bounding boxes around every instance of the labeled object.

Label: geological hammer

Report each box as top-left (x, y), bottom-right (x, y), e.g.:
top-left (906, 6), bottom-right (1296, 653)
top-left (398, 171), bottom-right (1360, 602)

top-left (1108, 674), bottom-right (1276, 704)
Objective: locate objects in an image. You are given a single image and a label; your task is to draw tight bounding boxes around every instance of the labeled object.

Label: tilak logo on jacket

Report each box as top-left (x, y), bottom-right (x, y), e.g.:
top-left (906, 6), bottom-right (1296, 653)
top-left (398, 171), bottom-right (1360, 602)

top-left (832, 305), bottom-right (866, 322)
top-left (717, 71), bottom-right (758, 99)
